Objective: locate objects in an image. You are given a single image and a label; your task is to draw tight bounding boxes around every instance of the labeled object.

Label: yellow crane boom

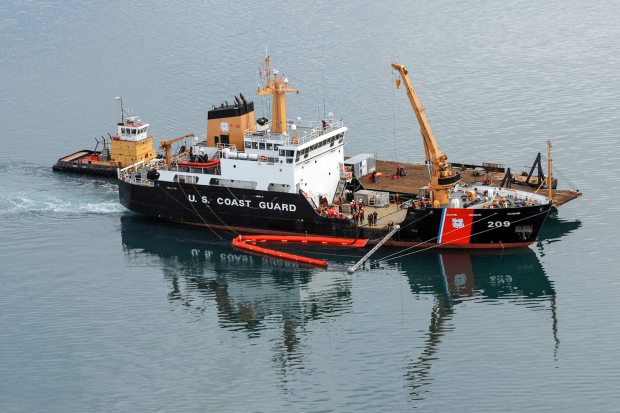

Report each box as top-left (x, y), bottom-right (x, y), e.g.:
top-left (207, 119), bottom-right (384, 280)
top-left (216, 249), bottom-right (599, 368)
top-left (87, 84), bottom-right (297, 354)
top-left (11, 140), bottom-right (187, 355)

top-left (160, 133), bottom-right (195, 170)
top-left (391, 63), bottom-right (460, 206)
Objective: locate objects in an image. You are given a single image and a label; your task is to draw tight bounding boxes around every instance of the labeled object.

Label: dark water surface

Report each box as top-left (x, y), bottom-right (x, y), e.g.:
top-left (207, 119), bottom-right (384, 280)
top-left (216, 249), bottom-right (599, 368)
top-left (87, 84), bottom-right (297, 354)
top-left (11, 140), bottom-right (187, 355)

top-left (1, 1), bottom-right (619, 411)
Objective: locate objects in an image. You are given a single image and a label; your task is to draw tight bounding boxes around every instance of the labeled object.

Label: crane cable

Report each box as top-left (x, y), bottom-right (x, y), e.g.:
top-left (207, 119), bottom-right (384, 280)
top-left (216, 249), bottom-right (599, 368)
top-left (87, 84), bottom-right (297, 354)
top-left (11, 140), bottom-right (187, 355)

top-left (163, 150), bottom-right (240, 237)
top-left (158, 183), bottom-right (224, 240)
top-left (188, 183), bottom-right (240, 236)
top-left (539, 154), bottom-right (579, 192)
top-left (223, 185), bottom-right (279, 211)
top-left (392, 69), bottom-right (398, 161)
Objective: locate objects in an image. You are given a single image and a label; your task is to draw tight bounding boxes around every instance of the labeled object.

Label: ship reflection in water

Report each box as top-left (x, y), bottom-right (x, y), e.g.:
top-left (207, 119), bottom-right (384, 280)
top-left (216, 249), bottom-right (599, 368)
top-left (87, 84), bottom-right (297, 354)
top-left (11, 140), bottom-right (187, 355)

top-left (120, 215), bottom-right (354, 368)
top-left (536, 210), bottom-right (583, 253)
top-left (120, 214), bottom-right (580, 400)
top-left (392, 250), bottom-right (557, 399)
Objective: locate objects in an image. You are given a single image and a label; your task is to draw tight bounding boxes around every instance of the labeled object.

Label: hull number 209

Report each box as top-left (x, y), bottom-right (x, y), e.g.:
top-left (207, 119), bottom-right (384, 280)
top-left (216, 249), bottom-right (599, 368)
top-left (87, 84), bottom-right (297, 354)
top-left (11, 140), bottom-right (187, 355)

top-left (488, 221), bottom-right (511, 228)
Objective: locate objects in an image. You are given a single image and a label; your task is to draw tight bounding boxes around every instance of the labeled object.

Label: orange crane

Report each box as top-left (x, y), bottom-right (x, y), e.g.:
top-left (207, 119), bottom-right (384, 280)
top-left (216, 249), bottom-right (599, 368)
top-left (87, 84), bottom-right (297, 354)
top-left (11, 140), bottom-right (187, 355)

top-left (159, 133), bottom-right (195, 169)
top-left (391, 63), bottom-right (461, 206)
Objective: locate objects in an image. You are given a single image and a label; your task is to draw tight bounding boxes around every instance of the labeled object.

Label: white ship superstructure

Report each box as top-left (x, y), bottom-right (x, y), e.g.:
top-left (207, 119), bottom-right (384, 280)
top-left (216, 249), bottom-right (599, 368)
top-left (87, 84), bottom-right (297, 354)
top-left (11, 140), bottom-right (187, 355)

top-left (130, 55), bottom-right (349, 209)
top-left (171, 121), bottom-right (347, 203)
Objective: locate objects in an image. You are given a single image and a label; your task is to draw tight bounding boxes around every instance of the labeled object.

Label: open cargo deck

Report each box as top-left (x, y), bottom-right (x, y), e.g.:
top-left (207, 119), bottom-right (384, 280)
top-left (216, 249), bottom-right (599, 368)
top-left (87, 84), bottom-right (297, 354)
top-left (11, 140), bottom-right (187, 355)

top-left (52, 150), bottom-right (119, 177)
top-left (360, 159), bottom-right (582, 208)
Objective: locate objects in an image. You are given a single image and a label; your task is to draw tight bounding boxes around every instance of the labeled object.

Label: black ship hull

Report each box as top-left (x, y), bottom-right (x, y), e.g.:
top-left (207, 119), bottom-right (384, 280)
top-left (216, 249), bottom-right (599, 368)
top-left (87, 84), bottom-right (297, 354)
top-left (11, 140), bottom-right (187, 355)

top-left (392, 203), bottom-right (551, 248)
top-left (119, 181), bottom-right (551, 249)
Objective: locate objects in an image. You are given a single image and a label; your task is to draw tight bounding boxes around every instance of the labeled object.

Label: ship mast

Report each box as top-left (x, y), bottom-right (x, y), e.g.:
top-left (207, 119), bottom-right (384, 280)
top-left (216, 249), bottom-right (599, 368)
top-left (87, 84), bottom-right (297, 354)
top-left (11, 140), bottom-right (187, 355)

top-left (547, 140), bottom-right (553, 205)
top-left (116, 96), bottom-right (125, 124)
top-left (256, 55), bottom-right (299, 134)
top-left (391, 63), bottom-right (460, 206)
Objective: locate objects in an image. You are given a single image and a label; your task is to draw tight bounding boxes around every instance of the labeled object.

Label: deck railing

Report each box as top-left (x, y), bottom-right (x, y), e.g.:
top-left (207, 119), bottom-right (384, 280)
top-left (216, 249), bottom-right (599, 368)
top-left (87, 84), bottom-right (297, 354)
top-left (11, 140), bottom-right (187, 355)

top-left (118, 159), bottom-right (160, 187)
top-left (244, 120), bottom-right (344, 146)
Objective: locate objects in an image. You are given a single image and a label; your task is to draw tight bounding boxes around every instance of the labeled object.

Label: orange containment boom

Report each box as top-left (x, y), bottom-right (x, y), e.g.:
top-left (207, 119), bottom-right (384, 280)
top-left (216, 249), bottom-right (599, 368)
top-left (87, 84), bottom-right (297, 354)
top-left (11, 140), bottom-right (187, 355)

top-left (232, 236), bottom-right (328, 267)
top-left (237, 235), bottom-right (368, 248)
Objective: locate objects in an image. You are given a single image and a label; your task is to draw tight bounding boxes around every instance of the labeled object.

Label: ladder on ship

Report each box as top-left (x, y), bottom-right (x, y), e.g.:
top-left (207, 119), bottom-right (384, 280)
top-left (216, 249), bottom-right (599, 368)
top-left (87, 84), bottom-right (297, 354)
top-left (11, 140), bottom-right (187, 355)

top-left (347, 225), bottom-right (400, 274)
top-left (332, 179), bottom-right (347, 204)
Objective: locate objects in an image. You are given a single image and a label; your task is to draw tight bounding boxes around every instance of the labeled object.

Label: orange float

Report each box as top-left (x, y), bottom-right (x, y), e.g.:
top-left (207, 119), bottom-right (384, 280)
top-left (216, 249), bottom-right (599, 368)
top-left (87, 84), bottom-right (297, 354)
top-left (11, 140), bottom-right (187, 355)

top-left (232, 236), bottom-right (328, 267)
top-left (237, 235), bottom-right (368, 248)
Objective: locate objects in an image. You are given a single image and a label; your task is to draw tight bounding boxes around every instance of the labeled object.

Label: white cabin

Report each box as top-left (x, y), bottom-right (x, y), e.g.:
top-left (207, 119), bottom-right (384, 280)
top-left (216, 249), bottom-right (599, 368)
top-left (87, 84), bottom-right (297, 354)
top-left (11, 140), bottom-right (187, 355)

top-left (116, 117), bottom-right (150, 142)
top-left (156, 119), bottom-right (347, 205)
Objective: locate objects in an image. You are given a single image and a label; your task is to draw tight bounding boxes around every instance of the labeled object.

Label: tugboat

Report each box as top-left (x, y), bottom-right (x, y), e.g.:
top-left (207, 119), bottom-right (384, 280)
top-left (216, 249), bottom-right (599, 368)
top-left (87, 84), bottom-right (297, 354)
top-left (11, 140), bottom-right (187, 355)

top-left (52, 98), bottom-right (156, 177)
top-left (117, 58), bottom-right (552, 249)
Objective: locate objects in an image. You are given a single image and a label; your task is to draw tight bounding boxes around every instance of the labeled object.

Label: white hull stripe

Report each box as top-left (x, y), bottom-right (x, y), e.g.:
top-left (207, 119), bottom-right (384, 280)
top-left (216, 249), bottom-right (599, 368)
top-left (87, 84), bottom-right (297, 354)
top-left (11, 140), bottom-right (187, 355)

top-left (437, 208), bottom-right (446, 243)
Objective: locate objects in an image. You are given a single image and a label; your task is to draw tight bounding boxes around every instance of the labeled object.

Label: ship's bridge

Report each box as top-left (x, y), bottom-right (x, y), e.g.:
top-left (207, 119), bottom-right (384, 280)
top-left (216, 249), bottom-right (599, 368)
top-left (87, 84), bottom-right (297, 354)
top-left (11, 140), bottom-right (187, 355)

top-left (115, 117), bottom-right (150, 142)
top-left (242, 119), bottom-right (345, 164)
